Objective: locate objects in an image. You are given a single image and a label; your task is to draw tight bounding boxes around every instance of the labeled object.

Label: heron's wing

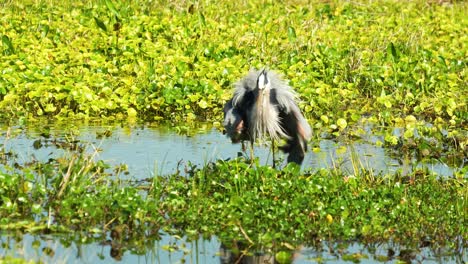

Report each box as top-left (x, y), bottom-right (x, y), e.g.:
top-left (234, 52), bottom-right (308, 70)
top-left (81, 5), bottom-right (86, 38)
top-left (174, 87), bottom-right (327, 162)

top-left (291, 103), bottom-right (312, 141)
top-left (267, 71), bottom-right (299, 113)
top-left (267, 71), bottom-right (311, 141)
top-left (278, 101), bottom-right (312, 141)
top-left (270, 90), bottom-right (311, 147)
top-left (276, 104), bottom-right (310, 165)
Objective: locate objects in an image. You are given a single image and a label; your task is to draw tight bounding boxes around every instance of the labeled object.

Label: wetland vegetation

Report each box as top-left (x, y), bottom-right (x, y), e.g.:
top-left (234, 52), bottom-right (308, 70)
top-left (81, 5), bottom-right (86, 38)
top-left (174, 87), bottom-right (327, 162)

top-left (0, 0), bottom-right (466, 263)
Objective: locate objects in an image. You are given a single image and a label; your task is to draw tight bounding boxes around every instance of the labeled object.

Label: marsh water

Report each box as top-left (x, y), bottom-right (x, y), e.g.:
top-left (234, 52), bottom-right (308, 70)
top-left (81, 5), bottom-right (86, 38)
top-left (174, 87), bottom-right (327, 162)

top-left (1, 122), bottom-right (455, 177)
top-left (0, 122), bottom-right (465, 263)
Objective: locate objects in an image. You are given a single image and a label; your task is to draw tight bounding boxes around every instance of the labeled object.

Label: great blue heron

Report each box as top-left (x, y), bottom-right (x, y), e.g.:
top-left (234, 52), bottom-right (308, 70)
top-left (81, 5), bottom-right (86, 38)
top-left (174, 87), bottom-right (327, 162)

top-left (223, 69), bottom-right (312, 165)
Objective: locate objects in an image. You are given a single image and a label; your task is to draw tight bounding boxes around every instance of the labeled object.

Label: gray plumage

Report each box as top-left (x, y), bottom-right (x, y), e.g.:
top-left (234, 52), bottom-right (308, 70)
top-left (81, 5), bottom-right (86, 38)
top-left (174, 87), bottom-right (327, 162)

top-left (223, 69), bottom-right (312, 165)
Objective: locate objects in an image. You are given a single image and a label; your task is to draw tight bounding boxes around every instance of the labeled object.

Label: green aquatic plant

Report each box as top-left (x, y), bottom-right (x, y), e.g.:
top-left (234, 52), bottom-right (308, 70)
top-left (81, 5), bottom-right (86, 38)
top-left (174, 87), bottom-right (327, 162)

top-left (0, 0), bottom-right (465, 132)
top-left (0, 0), bottom-right (465, 168)
top-left (1, 139), bottom-right (465, 262)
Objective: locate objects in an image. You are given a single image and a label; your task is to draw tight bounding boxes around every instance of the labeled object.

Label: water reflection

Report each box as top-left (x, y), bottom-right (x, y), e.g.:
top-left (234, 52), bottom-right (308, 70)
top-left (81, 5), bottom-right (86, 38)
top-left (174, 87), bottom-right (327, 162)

top-left (1, 233), bottom-right (465, 263)
top-left (1, 123), bottom-right (454, 178)
top-left (0, 122), bottom-right (462, 263)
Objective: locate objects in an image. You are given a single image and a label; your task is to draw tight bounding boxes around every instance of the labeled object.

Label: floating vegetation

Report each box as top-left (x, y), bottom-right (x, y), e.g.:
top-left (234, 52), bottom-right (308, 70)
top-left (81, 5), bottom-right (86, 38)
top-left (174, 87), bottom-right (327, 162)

top-left (0, 0), bottom-right (467, 262)
top-left (0, 138), bottom-right (466, 262)
top-left (0, 1), bottom-right (466, 131)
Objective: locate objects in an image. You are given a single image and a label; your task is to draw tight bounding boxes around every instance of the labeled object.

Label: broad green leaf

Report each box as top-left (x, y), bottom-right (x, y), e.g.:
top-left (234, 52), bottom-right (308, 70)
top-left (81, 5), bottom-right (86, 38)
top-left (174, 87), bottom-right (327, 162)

top-left (2, 35), bottom-right (14, 53)
top-left (41, 24), bottom-right (49, 38)
top-left (320, 115), bottom-right (329, 124)
top-left (386, 42), bottom-right (398, 61)
top-left (198, 12), bottom-right (206, 26)
top-left (127, 107), bottom-right (137, 117)
top-left (198, 100), bottom-right (208, 109)
top-left (405, 115), bottom-right (417, 123)
top-left (403, 128), bottom-right (414, 139)
top-left (384, 134), bottom-right (398, 145)
top-left (337, 118), bottom-right (347, 129)
top-left (287, 26), bottom-right (296, 42)
top-left (94, 17), bottom-right (107, 32)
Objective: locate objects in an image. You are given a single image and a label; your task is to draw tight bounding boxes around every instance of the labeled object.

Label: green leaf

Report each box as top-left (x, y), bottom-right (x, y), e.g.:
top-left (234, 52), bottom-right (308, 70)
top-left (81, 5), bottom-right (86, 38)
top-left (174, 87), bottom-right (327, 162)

top-left (287, 26), bottom-right (296, 42)
top-left (387, 42), bottom-right (398, 61)
top-left (403, 128), bottom-right (414, 139)
top-left (41, 24), bottom-right (50, 38)
top-left (2, 35), bottom-right (15, 54)
top-left (198, 12), bottom-right (206, 26)
top-left (275, 251), bottom-right (292, 264)
top-left (198, 100), bottom-right (208, 109)
top-left (94, 17), bottom-right (107, 32)
top-left (337, 118), bottom-right (347, 129)
top-left (45, 104), bottom-right (57, 113)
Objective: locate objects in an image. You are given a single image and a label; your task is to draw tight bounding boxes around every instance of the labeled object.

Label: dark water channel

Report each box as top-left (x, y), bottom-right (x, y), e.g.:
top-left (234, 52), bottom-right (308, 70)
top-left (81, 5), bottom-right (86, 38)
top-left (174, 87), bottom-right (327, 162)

top-left (0, 122), bottom-right (464, 263)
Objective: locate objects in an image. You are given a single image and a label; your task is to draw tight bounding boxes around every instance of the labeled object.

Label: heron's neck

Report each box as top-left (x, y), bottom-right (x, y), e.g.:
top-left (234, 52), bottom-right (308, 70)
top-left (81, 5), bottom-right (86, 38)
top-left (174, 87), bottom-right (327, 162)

top-left (251, 88), bottom-right (287, 142)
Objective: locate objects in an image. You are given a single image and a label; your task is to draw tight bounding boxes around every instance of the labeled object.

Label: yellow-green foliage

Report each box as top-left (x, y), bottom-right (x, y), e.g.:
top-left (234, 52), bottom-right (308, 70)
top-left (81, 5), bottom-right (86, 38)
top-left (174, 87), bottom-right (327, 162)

top-left (0, 0), bottom-right (466, 129)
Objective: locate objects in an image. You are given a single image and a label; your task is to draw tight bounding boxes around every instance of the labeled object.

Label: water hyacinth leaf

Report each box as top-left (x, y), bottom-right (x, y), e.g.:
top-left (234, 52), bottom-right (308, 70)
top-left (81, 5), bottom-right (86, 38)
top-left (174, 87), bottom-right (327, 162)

top-left (198, 100), bottom-right (208, 109)
top-left (275, 251), bottom-right (293, 264)
top-left (2, 35), bottom-right (14, 54)
top-left (320, 115), bottom-right (329, 124)
top-left (287, 26), bottom-right (297, 42)
top-left (32, 204), bottom-right (42, 214)
top-left (41, 24), bottom-right (50, 38)
top-left (403, 128), bottom-right (414, 139)
top-left (384, 134), bottom-right (398, 145)
top-left (198, 12), bottom-right (206, 26)
top-left (337, 118), bottom-right (347, 129)
top-left (387, 42), bottom-right (398, 61)
top-left (127, 107), bottom-right (137, 117)
top-left (45, 104), bottom-right (57, 113)
top-left (405, 115), bottom-right (417, 123)
top-left (94, 17), bottom-right (107, 32)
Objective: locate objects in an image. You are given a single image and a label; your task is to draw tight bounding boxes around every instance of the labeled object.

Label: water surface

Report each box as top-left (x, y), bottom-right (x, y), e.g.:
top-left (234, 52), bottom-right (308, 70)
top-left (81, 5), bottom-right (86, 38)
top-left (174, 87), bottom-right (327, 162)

top-left (0, 122), bottom-right (462, 263)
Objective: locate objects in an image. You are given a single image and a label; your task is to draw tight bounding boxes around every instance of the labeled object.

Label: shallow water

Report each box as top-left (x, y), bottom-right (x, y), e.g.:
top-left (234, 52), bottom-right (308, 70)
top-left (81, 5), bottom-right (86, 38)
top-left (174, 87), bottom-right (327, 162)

top-left (0, 122), bottom-right (463, 263)
top-left (1, 232), bottom-right (465, 264)
top-left (2, 123), bottom-right (454, 177)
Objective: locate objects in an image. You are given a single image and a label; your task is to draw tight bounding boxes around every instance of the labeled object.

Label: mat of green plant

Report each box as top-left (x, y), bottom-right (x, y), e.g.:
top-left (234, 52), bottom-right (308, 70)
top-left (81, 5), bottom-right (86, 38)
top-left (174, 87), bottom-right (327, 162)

top-left (1, 0), bottom-right (466, 167)
top-left (0, 140), bottom-right (466, 259)
top-left (0, 0), bottom-right (466, 126)
top-left (0, 0), bottom-right (466, 260)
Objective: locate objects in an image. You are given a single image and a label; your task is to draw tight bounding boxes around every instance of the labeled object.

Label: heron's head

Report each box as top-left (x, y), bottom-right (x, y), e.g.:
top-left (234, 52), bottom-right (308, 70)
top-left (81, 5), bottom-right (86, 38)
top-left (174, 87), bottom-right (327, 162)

top-left (256, 69), bottom-right (271, 91)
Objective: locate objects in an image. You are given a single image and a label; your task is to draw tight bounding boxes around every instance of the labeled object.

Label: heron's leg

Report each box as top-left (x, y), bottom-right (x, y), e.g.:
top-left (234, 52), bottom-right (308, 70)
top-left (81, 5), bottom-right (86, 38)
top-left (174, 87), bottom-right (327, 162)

top-left (239, 141), bottom-right (248, 158)
top-left (271, 139), bottom-right (276, 169)
top-left (249, 141), bottom-right (254, 163)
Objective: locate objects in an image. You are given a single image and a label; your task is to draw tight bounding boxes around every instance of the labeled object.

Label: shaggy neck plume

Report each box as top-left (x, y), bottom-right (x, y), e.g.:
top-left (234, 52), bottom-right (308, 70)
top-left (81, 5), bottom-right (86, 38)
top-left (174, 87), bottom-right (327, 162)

top-left (250, 89), bottom-right (288, 142)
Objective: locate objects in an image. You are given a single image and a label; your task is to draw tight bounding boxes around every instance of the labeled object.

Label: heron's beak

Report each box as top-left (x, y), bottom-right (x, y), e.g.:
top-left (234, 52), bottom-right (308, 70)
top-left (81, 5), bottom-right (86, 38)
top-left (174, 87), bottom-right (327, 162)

top-left (256, 70), bottom-right (270, 106)
top-left (257, 69), bottom-right (270, 91)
